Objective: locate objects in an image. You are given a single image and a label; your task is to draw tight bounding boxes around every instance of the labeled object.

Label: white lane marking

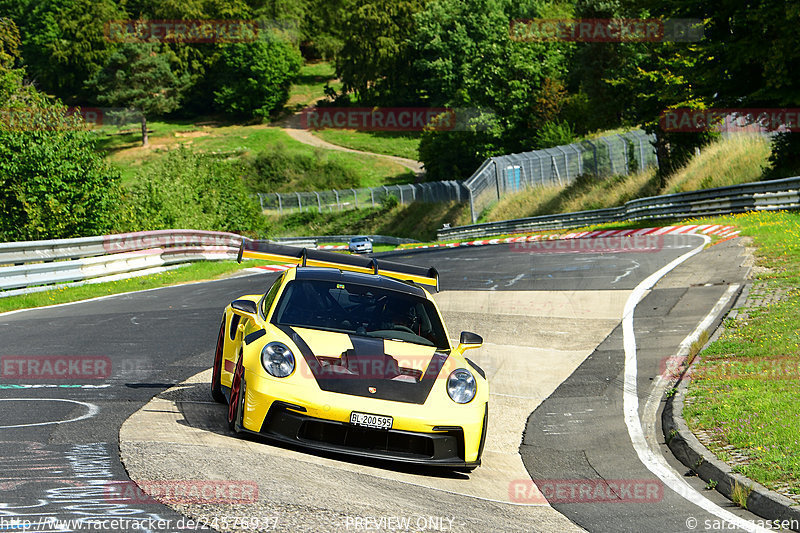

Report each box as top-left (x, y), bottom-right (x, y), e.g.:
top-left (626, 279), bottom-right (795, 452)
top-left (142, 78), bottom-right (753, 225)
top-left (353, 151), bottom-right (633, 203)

top-left (622, 237), bottom-right (769, 532)
top-left (612, 260), bottom-right (640, 284)
top-left (0, 399), bottom-right (99, 429)
top-left (505, 274), bottom-right (525, 287)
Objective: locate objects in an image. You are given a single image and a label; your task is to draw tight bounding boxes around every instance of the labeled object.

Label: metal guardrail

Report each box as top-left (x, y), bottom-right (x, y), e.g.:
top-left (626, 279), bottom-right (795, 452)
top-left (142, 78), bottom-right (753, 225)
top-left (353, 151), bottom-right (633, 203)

top-left (464, 130), bottom-right (658, 223)
top-left (257, 181), bottom-right (468, 214)
top-left (438, 176), bottom-right (800, 240)
top-left (0, 230), bottom-right (244, 294)
top-left (0, 231), bottom-right (420, 296)
top-left (0, 229), bottom-right (242, 266)
top-left (274, 235), bottom-right (419, 246)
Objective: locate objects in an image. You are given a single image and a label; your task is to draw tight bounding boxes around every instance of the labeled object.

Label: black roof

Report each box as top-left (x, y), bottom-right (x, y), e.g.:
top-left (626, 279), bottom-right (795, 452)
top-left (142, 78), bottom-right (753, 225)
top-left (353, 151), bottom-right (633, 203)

top-left (293, 267), bottom-right (427, 298)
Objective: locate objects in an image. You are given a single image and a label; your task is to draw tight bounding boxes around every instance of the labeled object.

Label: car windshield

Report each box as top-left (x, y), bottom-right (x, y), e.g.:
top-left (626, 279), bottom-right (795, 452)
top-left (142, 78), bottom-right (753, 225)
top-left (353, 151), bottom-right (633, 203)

top-left (351, 237), bottom-right (368, 243)
top-left (272, 279), bottom-right (449, 349)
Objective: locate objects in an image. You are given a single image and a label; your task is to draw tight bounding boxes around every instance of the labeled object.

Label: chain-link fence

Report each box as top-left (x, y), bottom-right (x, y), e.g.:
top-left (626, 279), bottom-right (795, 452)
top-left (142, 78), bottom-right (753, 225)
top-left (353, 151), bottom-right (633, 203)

top-left (464, 130), bottom-right (658, 222)
top-left (257, 130), bottom-right (657, 220)
top-left (257, 180), bottom-right (468, 213)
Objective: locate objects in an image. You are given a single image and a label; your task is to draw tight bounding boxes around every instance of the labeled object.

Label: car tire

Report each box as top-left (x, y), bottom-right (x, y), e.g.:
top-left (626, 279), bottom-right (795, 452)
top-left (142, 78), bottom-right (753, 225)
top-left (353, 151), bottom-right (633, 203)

top-left (211, 319), bottom-right (226, 404)
top-left (227, 353), bottom-right (245, 431)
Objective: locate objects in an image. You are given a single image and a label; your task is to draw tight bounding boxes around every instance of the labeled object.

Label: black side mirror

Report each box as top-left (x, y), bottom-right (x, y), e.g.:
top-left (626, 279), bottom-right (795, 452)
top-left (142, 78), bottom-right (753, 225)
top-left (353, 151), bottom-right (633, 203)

top-left (459, 331), bottom-right (483, 349)
top-left (231, 299), bottom-right (258, 316)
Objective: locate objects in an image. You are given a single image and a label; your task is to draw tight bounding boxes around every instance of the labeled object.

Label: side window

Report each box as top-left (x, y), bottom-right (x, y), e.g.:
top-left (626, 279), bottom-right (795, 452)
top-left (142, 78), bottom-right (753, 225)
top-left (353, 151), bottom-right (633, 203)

top-left (260, 273), bottom-right (285, 318)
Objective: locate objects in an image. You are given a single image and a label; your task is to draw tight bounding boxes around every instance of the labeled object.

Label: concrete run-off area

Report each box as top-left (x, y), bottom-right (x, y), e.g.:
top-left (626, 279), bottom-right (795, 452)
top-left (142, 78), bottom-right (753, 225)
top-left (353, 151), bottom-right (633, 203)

top-left (119, 289), bottom-right (631, 532)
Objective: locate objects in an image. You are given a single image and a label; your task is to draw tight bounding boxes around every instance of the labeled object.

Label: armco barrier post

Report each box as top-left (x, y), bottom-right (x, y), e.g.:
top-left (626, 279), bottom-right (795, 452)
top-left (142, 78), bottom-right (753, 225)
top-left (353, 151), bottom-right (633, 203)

top-left (494, 159), bottom-right (501, 200)
top-left (555, 146), bottom-right (568, 183)
top-left (469, 188), bottom-right (476, 223)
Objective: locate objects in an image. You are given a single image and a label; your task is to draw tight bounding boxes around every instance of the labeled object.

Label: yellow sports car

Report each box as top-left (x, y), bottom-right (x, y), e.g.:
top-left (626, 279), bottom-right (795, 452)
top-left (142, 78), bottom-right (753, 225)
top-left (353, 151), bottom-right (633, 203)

top-left (210, 241), bottom-right (488, 471)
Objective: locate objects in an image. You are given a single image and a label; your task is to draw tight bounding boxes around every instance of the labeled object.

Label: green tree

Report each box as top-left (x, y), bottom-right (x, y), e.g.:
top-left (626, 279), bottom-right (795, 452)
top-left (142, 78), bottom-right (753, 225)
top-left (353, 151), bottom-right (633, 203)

top-left (8, 0), bottom-right (122, 103)
top-left (0, 17), bottom-right (22, 102)
top-left (0, 88), bottom-right (122, 240)
top-left (300, 0), bottom-right (353, 59)
top-left (87, 42), bottom-right (187, 145)
top-left (604, 38), bottom-right (713, 184)
top-left (210, 35), bottom-right (301, 118)
top-left (410, 0), bottom-right (571, 179)
top-left (335, 0), bottom-right (426, 103)
top-left (566, 0), bottom-right (651, 134)
top-left (644, 0), bottom-right (800, 177)
top-left (618, 0), bottom-right (800, 181)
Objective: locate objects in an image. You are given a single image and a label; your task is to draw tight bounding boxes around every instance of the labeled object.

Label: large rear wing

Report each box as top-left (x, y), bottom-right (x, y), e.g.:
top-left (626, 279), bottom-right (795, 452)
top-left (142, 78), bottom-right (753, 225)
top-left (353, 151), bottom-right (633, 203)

top-left (238, 240), bottom-right (439, 292)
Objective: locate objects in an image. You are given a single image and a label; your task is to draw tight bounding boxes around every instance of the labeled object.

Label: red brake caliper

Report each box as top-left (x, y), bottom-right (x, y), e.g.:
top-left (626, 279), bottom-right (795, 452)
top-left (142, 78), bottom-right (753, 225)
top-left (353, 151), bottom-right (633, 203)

top-left (228, 356), bottom-right (244, 424)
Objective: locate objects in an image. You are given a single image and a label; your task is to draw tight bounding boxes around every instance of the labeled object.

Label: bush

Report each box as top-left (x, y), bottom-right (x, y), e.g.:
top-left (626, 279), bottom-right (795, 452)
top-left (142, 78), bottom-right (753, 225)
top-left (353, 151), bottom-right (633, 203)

top-left (121, 147), bottom-right (267, 236)
top-left (241, 143), bottom-right (361, 192)
top-left (533, 120), bottom-right (576, 149)
top-left (0, 91), bottom-right (122, 241)
top-left (765, 132), bottom-right (800, 179)
top-left (211, 36), bottom-right (302, 118)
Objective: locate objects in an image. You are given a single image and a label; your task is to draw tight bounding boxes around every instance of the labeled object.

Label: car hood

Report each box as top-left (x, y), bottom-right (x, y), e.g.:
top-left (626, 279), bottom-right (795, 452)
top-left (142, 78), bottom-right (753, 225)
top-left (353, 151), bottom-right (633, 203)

top-left (277, 325), bottom-right (449, 404)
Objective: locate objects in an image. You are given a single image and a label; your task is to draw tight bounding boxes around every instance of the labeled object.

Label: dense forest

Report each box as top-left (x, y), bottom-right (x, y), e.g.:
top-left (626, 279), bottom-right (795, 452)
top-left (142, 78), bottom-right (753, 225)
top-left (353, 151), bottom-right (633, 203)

top-left (1, 0), bottom-right (799, 240)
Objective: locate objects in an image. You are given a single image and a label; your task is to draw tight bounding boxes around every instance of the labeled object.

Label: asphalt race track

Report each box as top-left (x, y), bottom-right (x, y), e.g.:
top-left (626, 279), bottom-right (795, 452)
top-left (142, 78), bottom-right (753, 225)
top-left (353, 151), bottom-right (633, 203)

top-left (0, 235), bottom-right (771, 532)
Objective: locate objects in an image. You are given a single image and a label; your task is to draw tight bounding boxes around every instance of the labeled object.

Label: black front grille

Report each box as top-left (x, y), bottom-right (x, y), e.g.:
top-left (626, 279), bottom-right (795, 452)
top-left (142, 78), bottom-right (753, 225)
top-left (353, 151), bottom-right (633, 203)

top-left (261, 404), bottom-right (465, 462)
top-left (299, 419), bottom-right (436, 458)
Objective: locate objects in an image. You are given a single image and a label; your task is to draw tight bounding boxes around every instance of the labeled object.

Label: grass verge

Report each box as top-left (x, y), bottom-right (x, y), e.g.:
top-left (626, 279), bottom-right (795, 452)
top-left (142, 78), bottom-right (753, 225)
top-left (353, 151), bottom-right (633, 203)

top-left (99, 124), bottom-right (412, 189)
top-left (481, 134), bottom-right (772, 223)
top-left (682, 211), bottom-right (800, 499)
top-left (312, 130), bottom-right (421, 161)
top-left (0, 260), bottom-right (278, 314)
top-left (268, 201), bottom-right (471, 242)
top-left (286, 62), bottom-right (341, 110)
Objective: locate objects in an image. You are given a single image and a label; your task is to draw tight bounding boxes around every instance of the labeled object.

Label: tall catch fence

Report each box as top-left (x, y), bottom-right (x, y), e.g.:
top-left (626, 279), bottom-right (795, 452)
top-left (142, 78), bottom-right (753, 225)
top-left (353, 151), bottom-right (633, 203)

top-left (256, 130), bottom-right (658, 221)
top-left (257, 181), bottom-right (467, 214)
top-left (464, 130), bottom-right (658, 222)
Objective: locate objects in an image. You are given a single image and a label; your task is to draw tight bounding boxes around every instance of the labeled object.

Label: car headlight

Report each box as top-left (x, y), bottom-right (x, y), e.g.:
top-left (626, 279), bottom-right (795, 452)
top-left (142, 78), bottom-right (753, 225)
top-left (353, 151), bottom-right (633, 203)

top-left (261, 342), bottom-right (295, 378)
top-left (447, 368), bottom-right (476, 404)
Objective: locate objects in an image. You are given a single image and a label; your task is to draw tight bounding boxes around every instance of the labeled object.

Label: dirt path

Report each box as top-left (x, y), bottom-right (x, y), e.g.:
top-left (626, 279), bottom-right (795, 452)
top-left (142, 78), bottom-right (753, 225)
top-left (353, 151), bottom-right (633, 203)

top-left (278, 94), bottom-right (425, 177)
top-left (281, 126), bottom-right (425, 175)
